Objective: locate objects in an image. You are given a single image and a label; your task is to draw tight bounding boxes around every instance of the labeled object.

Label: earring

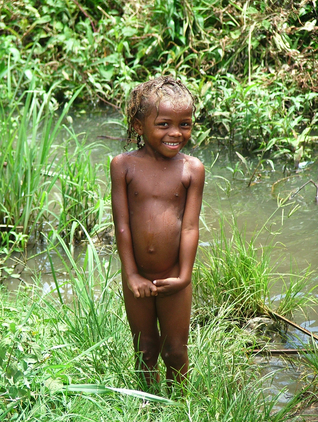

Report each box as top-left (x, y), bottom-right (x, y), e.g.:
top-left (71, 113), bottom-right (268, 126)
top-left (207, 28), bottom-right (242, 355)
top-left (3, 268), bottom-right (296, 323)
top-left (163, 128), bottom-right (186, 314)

top-left (137, 134), bottom-right (144, 149)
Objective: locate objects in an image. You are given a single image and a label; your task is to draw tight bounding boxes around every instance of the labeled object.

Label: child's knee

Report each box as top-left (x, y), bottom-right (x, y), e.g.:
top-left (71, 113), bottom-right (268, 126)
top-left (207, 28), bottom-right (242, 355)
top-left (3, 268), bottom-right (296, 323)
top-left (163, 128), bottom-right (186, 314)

top-left (135, 337), bottom-right (160, 365)
top-left (161, 343), bottom-right (188, 368)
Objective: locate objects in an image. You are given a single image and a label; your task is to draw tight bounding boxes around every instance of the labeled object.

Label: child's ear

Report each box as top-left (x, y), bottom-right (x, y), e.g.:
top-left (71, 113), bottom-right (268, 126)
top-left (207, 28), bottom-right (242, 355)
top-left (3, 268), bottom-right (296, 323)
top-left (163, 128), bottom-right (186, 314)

top-left (133, 119), bottom-right (143, 135)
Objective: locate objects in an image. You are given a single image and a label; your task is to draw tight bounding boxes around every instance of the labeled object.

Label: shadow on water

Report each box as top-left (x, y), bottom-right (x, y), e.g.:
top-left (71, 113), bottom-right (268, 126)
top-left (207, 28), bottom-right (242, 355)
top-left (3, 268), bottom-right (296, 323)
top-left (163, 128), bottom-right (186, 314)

top-left (3, 107), bottom-right (318, 411)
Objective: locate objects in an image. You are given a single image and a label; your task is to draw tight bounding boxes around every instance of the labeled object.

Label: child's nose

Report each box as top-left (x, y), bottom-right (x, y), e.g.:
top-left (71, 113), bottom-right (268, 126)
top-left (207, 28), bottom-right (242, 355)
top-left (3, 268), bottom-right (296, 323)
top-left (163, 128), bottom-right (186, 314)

top-left (169, 126), bottom-right (182, 137)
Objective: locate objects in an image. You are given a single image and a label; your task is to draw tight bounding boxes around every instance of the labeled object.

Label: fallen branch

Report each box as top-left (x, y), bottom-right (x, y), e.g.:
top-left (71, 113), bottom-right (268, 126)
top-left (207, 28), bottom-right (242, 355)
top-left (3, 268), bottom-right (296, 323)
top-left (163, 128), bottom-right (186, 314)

top-left (97, 135), bottom-right (135, 143)
top-left (0, 225), bottom-right (23, 230)
top-left (251, 348), bottom-right (309, 355)
top-left (267, 309), bottom-right (318, 342)
top-left (289, 179), bottom-right (318, 203)
top-left (249, 310), bottom-right (318, 356)
top-left (271, 174), bottom-right (300, 197)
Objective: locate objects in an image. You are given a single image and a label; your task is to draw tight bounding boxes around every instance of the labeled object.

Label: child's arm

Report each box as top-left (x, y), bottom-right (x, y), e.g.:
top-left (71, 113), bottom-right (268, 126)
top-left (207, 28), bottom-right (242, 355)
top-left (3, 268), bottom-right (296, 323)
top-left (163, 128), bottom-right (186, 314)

top-left (153, 158), bottom-right (205, 295)
top-left (110, 155), bottom-right (158, 298)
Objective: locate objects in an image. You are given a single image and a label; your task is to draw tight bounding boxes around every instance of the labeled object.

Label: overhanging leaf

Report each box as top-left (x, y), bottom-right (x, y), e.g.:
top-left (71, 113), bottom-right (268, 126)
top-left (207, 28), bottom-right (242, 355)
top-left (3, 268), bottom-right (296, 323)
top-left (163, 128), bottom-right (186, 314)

top-left (65, 384), bottom-right (176, 404)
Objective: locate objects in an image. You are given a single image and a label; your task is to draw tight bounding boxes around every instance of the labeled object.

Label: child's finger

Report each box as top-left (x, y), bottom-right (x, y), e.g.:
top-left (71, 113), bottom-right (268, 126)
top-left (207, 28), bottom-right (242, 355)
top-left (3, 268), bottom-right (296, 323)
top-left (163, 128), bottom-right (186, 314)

top-left (150, 284), bottom-right (158, 296)
top-left (149, 282), bottom-right (158, 296)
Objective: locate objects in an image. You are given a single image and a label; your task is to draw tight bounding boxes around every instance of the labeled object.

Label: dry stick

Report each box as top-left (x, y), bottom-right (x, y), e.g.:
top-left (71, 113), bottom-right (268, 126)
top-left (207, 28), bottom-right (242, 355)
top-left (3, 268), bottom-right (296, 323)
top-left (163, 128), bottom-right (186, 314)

top-left (268, 309), bottom-right (318, 342)
top-left (71, 0), bottom-right (97, 33)
top-left (289, 179), bottom-right (318, 203)
top-left (247, 147), bottom-right (266, 187)
top-left (97, 135), bottom-right (136, 143)
top-left (251, 348), bottom-right (309, 356)
top-left (251, 309), bottom-right (318, 356)
top-left (95, 92), bottom-right (121, 110)
top-left (0, 225), bottom-right (23, 230)
top-left (271, 174), bottom-right (300, 196)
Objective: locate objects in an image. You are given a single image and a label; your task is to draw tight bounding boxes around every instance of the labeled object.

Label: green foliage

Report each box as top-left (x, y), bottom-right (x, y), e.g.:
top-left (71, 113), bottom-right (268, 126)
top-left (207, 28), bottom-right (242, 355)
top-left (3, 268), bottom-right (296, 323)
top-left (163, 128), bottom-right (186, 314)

top-left (0, 242), bottom-right (308, 421)
top-left (0, 231), bottom-right (27, 281)
top-left (0, 82), bottom-right (81, 235)
top-left (0, 287), bottom-right (70, 419)
top-left (53, 134), bottom-right (111, 243)
top-left (0, 83), bottom-right (112, 253)
top-left (0, 302), bottom-right (46, 407)
top-left (193, 213), bottom-right (317, 323)
top-left (196, 74), bottom-right (318, 159)
top-left (1, 1), bottom-right (317, 161)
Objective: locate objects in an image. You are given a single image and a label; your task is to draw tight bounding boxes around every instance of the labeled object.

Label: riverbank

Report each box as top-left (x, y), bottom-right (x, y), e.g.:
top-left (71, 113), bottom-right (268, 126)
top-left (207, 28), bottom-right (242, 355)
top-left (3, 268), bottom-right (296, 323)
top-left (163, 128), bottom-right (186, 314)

top-left (1, 1), bottom-right (318, 160)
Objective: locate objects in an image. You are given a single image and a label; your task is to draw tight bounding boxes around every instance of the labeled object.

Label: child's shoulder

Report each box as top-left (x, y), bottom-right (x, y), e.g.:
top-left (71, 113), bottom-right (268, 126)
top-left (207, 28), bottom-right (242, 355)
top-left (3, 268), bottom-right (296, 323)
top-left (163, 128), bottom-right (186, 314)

top-left (111, 151), bottom-right (138, 168)
top-left (181, 153), bottom-right (205, 174)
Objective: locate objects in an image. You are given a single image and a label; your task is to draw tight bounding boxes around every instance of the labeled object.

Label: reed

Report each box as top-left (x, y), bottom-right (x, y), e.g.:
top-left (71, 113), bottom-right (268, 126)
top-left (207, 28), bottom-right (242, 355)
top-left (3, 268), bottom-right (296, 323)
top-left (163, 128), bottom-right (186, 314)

top-left (0, 79), bottom-right (112, 252)
top-left (0, 81), bottom-right (83, 238)
top-left (53, 129), bottom-right (112, 243)
top-left (192, 215), bottom-right (316, 324)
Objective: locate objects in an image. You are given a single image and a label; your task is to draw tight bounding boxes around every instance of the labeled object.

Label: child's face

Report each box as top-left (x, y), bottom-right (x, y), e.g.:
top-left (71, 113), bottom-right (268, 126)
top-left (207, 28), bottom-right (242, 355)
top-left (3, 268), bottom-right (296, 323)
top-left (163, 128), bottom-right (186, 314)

top-left (134, 98), bottom-right (193, 159)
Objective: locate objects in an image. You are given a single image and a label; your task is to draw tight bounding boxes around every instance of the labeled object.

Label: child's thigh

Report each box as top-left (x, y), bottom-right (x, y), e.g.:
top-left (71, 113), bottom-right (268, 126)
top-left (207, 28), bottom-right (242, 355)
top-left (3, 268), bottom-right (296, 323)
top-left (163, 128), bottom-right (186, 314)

top-left (122, 278), bottom-right (159, 342)
top-left (156, 284), bottom-right (192, 346)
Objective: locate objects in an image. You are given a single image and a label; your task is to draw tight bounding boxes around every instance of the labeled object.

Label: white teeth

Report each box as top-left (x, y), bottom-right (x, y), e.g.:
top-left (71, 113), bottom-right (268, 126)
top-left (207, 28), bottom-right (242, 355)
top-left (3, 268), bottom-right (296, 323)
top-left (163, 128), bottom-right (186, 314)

top-left (164, 142), bottom-right (178, 146)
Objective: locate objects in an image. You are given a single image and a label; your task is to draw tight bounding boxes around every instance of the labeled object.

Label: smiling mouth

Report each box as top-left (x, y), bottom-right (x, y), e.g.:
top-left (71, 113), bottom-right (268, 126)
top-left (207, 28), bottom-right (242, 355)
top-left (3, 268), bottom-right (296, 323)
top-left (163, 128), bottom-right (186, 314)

top-left (163, 142), bottom-right (180, 146)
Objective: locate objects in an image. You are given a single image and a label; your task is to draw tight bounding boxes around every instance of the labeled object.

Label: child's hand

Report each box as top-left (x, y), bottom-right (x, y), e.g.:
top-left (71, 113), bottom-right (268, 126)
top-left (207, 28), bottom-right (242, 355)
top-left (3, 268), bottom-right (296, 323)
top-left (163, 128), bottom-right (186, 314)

top-left (127, 274), bottom-right (158, 298)
top-left (152, 277), bottom-right (189, 296)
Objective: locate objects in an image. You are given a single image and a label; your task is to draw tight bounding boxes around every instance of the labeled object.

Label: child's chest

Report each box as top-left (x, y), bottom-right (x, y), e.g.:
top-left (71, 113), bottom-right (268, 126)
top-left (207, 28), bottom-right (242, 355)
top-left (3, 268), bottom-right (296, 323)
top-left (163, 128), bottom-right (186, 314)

top-left (126, 160), bottom-right (189, 202)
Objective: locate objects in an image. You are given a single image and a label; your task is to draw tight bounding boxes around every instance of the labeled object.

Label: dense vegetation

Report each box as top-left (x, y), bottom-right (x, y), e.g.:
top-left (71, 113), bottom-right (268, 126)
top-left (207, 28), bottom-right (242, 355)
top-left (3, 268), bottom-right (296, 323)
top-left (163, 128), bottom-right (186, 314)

top-left (1, 218), bottom-right (318, 421)
top-left (1, 1), bottom-right (318, 420)
top-left (1, 0), bottom-right (318, 159)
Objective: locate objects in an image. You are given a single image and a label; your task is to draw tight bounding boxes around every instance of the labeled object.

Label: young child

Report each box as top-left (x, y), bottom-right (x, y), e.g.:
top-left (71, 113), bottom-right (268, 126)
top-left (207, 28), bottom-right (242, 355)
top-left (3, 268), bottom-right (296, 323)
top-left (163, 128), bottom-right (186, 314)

top-left (110, 76), bottom-right (205, 388)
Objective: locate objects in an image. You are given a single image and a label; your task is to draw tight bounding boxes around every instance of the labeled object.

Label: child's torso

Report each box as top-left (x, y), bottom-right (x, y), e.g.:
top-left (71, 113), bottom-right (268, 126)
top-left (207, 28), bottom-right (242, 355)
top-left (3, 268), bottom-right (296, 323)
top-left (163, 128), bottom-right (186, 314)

top-left (125, 153), bottom-right (190, 279)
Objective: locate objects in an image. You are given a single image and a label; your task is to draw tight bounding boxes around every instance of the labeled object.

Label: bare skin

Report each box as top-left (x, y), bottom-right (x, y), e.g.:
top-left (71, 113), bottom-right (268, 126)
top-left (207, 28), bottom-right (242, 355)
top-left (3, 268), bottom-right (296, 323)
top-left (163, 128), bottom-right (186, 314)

top-left (111, 99), bottom-right (205, 387)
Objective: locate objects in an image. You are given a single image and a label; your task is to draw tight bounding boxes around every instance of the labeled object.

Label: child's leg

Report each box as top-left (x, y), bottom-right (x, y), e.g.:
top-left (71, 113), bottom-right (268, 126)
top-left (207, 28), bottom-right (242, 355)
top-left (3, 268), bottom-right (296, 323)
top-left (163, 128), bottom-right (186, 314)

top-left (122, 276), bottom-right (160, 386)
top-left (156, 284), bottom-right (192, 384)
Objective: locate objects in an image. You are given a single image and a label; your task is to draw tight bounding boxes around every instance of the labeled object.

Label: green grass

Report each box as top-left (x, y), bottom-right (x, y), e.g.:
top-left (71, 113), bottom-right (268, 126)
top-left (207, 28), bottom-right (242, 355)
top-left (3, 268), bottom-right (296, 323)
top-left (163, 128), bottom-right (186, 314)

top-left (53, 130), bottom-right (112, 244)
top-left (193, 218), bottom-right (271, 320)
top-left (0, 228), bottom-right (315, 421)
top-left (0, 80), bottom-right (112, 255)
top-left (0, 282), bottom-right (300, 421)
top-left (192, 214), bottom-right (317, 325)
top-left (0, 82), bottom-right (80, 235)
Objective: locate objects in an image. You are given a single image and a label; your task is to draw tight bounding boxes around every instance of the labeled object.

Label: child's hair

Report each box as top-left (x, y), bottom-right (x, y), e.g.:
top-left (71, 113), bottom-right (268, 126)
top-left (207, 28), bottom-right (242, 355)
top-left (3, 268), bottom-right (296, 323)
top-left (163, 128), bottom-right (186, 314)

top-left (126, 76), bottom-right (196, 149)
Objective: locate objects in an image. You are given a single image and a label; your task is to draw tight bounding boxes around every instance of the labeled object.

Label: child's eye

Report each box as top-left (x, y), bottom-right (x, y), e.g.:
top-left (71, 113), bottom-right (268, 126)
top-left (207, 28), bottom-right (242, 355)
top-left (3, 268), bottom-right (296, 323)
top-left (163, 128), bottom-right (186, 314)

top-left (158, 122), bottom-right (168, 127)
top-left (181, 122), bottom-right (192, 128)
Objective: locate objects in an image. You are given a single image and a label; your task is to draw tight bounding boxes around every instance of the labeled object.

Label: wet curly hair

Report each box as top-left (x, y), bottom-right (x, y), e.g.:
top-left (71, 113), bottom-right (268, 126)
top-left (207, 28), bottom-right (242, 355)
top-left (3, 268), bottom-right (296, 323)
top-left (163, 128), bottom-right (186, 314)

top-left (126, 76), bottom-right (196, 149)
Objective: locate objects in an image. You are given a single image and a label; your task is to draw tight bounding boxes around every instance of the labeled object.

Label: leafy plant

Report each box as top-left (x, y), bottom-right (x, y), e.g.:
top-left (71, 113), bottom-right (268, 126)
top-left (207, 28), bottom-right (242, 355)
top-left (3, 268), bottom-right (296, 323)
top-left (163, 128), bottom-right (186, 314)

top-left (201, 75), bottom-right (318, 157)
top-left (0, 230), bottom-right (27, 282)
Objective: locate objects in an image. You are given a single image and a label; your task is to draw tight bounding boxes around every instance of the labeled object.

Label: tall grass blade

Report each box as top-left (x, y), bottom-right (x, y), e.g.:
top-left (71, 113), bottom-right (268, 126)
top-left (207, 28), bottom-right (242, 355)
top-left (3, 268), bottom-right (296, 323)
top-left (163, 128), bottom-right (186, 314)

top-left (65, 384), bottom-right (175, 404)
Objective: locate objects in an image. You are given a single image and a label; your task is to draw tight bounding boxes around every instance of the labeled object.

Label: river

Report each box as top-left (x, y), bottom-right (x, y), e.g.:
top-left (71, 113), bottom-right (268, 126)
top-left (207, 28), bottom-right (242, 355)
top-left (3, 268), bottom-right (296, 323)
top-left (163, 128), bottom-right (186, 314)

top-left (4, 106), bottom-right (318, 410)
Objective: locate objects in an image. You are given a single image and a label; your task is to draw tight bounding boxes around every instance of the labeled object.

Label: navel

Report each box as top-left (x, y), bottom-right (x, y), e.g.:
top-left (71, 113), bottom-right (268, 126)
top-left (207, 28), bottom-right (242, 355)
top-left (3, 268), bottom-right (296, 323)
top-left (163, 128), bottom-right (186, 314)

top-left (134, 191), bottom-right (138, 196)
top-left (175, 193), bottom-right (179, 197)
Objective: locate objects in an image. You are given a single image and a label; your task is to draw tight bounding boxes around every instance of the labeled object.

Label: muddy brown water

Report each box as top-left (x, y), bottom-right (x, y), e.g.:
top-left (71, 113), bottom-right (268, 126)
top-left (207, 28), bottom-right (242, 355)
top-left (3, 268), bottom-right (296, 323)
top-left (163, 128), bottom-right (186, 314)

top-left (4, 107), bottom-right (318, 412)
